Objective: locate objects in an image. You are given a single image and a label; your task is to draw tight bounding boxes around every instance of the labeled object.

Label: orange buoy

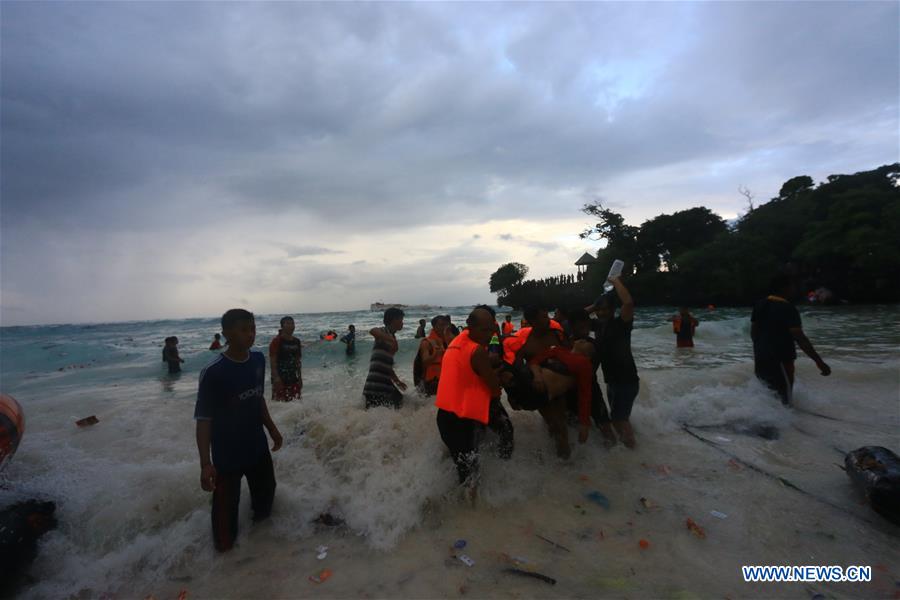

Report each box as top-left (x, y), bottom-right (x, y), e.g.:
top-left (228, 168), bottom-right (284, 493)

top-left (0, 393), bottom-right (25, 469)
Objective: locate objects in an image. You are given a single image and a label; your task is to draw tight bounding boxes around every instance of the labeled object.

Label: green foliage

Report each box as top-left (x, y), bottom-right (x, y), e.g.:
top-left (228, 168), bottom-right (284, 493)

top-left (635, 207), bottom-right (728, 273)
top-left (490, 163), bottom-right (900, 307)
top-left (489, 262), bottom-right (529, 293)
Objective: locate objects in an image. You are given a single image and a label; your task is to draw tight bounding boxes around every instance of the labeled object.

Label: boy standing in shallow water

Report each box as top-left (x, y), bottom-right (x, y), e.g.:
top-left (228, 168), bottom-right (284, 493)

top-left (195, 309), bottom-right (282, 552)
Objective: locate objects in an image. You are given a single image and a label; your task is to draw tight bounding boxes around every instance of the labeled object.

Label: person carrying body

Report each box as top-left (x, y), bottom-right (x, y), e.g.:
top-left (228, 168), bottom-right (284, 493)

top-left (340, 325), bottom-right (356, 356)
top-left (363, 308), bottom-right (407, 409)
top-left (269, 316), bottom-right (302, 401)
top-left (585, 275), bottom-right (639, 448)
top-left (194, 309), bottom-right (283, 552)
top-left (751, 273), bottom-right (830, 405)
top-left (668, 307), bottom-right (699, 348)
top-left (568, 309), bottom-right (617, 447)
top-left (435, 307), bottom-right (503, 498)
top-left (501, 306), bottom-right (593, 458)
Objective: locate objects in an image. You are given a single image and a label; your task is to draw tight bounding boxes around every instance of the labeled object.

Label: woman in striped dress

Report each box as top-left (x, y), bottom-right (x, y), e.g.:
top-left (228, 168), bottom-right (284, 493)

top-left (363, 307), bottom-right (407, 409)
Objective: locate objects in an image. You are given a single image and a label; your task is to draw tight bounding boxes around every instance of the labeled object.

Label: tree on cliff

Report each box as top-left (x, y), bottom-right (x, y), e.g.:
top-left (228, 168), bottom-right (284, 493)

top-left (489, 262), bottom-right (529, 293)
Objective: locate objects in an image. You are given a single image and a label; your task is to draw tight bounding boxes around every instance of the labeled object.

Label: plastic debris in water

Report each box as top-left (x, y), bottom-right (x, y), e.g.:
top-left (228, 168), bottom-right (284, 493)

top-left (710, 510), bottom-right (727, 519)
top-left (458, 554), bottom-right (475, 567)
top-left (309, 569), bottom-right (332, 584)
top-left (76, 415), bottom-right (99, 427)
top-left (714, 436), bottom-right (732, 443)
top-left (586, 491), bottom-right (611, 510)
top-left (453, 539), bottom-right (467, 549)
top-left (638, 539), bottom-right (650, 549)
top-left (316, 545), bottom-right (328, 560)
top-left (686, 518), bottom-right (706, 539)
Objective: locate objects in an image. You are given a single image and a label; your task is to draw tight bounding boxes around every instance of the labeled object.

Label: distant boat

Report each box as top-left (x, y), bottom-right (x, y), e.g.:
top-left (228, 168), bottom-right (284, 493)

top-left (370, 302), bottom-right (443, 312)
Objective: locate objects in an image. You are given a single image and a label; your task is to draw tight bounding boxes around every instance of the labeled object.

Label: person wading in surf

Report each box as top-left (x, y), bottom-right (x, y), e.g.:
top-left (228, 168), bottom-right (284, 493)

top-left (751, 273), bottom-right (830, 405)
top-left (363, 308), bottom-right (407, 409)
top-left (435, 307), bottom-right (503, 499)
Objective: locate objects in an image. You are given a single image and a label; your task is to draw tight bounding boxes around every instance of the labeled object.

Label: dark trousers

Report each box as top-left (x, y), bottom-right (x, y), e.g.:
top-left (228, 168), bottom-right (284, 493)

top-left (607, 382), bottom-right (640, 421)
top-left (488, 398), bottom-right (514, 459)
top-left (211, 451), bottom-right (276, 552)
top-left (437, 409), bottom-right (484, 485)
top-left (755, 359), bottom-right (794, 405)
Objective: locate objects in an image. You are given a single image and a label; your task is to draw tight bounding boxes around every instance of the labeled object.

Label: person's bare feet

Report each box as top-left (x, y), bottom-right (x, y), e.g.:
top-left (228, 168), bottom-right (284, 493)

top-left (614, 420), bottom-right (636, 449)
top-left (598, 422), bottom-right (617, 448)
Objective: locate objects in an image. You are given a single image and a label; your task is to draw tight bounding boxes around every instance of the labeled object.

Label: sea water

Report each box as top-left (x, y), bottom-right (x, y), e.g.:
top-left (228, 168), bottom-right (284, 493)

top-left (1, 305), bottom-right (898, 598)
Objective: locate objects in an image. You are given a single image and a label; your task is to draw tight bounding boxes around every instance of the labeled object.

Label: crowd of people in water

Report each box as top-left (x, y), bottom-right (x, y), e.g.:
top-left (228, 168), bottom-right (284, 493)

top-left (180, 272), bottom-right (830, 551)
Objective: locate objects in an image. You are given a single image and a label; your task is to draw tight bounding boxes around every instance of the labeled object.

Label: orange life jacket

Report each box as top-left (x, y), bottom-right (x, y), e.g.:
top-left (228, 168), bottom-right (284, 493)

top-left (423, 330), bottom-right (445, 383)
top-left (502, 327), bottom-right (532, 364)
top-left (435, 330), bottom-right (492, 424)
top-left (502, 321), bottom-right (515, 336)
top-left (550, 319), bottom-right (564, 332)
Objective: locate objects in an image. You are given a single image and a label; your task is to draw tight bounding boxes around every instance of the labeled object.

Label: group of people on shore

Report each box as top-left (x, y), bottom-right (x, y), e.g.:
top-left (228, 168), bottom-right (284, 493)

top-left (190, 272), bottom-right (831, 551)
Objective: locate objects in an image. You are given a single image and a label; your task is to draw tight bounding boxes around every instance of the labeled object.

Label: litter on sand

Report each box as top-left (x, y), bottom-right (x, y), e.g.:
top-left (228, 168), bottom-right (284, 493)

top-left (504, 568), bottom-right (556, 585)
top-left (309, 569), bottom-right (332, 584)
top-left (76, 415), bottom-right (99, 427)
top-left (686, 518), bottom-right (706, 539)
top-left (458, 554), bottom-right (475, 567)
top-left (586, 491), bottom-right (611, 510)
top-left (710, 510), bottom-right (728, 519)
top-left (535, 534), bottom-right (571, 552)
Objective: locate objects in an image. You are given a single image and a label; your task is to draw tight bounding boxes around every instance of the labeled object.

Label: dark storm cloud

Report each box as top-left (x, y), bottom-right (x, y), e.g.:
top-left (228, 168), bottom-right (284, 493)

top-left (1, 1), bottom-right (897, 323)
top-left (4, 1), bottom-right (896, 230)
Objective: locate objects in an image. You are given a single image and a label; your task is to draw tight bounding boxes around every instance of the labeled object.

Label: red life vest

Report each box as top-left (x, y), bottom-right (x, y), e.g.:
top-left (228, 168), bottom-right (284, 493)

top-left (435, 331), bottom-right (491, 424)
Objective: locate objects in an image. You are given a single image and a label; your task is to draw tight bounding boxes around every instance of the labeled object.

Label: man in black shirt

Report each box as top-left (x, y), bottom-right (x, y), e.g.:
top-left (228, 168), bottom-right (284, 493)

top-left (751, 274), bottom-right (830, 405)
top-left (585, 275), bottom-right (639, 448)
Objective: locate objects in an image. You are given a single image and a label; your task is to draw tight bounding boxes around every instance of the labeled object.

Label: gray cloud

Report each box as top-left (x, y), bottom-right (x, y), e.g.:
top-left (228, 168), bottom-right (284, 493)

top-left (1, 2), bottom-right (897, 323)
top-left (283, 245), bottom-right (344, 258)
top-left (497, 233), bottom-right (561, 252)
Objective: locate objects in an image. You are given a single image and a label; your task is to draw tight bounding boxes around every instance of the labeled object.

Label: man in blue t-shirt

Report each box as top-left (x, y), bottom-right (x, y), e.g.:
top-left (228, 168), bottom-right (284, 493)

top-left (194, 308), bottom-right (283, 552)
top-left (751, 274), bottom-right (830, 405)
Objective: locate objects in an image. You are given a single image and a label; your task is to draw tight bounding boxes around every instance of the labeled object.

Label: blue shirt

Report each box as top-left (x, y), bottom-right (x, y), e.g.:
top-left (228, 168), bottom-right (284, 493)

top-left (194, 351), bottom-right (268, 471)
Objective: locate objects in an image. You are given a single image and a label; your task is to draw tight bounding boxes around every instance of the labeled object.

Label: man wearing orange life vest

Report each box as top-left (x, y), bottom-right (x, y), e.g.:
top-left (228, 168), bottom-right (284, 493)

top-left (435, 307), bottom-right (503, 490)
top-left (668, 307), bottom-right (699, 348)
top-left (415, 315), bottom-right (450, 396)
top-left (501, 315), bottom-right (515, 337)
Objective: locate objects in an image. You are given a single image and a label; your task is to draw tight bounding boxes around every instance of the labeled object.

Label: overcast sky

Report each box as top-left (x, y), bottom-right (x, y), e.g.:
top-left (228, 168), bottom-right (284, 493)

top-left (2, 1), bottom-right (897, 325)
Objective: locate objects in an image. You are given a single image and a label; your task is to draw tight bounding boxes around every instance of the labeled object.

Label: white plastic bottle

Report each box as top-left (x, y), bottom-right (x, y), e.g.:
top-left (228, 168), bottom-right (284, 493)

top-left (603, 259), bottom-right (625, 293)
